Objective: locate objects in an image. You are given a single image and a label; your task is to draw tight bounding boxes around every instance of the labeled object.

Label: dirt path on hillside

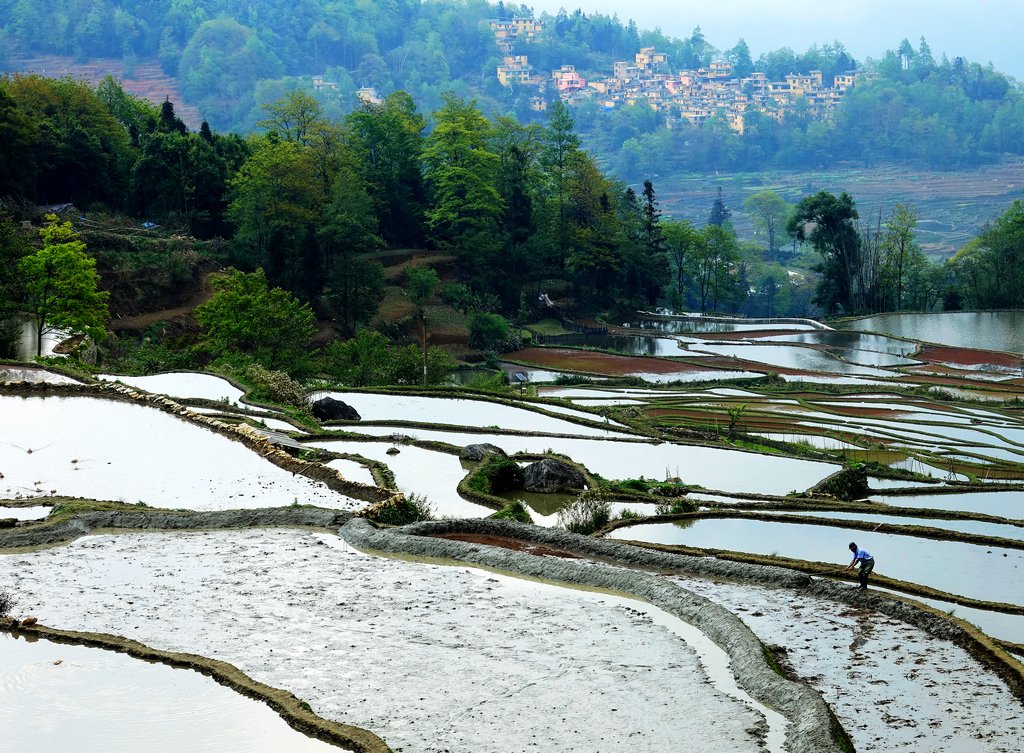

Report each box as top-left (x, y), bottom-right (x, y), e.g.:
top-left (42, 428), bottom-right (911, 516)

top-left (110, 273), bottom-right (215, 331)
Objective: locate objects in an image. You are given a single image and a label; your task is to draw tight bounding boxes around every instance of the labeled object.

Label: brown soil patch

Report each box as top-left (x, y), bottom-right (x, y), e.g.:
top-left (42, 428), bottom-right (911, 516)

top-left (504, 348), bottom-right (726, 376)
top-left (820, 405), bottom-right (910, 419)
top-left (918, 345), bottom-right (1022, 369)
top-left (433, 532), bottom-right (580, 559)
top-left (110, 272), bottom-right (215, 331)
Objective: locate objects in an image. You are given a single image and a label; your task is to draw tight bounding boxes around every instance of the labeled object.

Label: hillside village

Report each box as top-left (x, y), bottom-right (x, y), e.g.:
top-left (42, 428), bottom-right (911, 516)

top-left (492, 16), bottom-right (861, 132)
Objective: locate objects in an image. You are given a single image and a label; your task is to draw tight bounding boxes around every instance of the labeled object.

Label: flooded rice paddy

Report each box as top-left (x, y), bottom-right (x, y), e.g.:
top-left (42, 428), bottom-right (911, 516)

top-left (0, 634), bottom-right (344, 753)
top-left (5, 308), bottom-right (1024, 749)
top-left (608, 518), bottom-right (1024, 606)
top-left (3, 529), bottom-right (781, 753)
top-left (308, 429), bottom-right (837, 495)
top-left (847, 311), bottom-right (1024, 353)
top-left (97, 372), bottom-right (254, 407)
top-left (319, 391), bottom-right (631, 436)
top-left (0, 395), bottom-right (356, 509)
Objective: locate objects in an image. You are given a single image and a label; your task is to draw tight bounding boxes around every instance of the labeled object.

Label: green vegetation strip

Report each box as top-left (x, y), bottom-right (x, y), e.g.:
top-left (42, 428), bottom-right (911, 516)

top-left (0, 623), bottom-right (389, 753)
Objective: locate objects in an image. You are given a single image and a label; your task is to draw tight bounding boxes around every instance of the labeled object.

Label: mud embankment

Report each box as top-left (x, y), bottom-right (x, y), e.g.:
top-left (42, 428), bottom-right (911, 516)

top-left (3, 624), bottom-right (389, 753)
top-left (339, 518), bottom-right (844, 753)
top-left (0, 507), bottom-right (349, 550)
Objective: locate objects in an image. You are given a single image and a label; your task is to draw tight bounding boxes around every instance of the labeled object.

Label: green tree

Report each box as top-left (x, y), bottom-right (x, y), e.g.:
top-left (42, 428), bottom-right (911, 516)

top-left (468, 311), bottom-right (510, 351)
top-left (423, 94), bottom-right (504, 271)
top-left (663, 219), bottom-right (702, 308)
top-left (323, 328), bottom-right (393, 387)
top-left (692, 225), bottom-right (739, 313)
top-left (743, 189), bottom-right (790, 260)
top-left (406, 265), bottom-right (439, 385)
top-left (227, 138), bottom-right (320, 291)
top-left (708, 187), bottom-right (732, 228)
top-left (539, 100), bottom-right (583, 271)
top-left (195, 268), bottom-right (316, 373)
top-left (346, 91), bottom-right (427, 247)
top-left (18, 215), bottom-right (109, 357)
top-left (787, 191), bottom-right (862, 314)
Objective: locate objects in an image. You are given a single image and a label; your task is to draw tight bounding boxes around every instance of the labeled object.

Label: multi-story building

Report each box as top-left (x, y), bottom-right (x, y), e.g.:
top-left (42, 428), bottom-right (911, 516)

top-left (488, 19), bottom-right (859, 133)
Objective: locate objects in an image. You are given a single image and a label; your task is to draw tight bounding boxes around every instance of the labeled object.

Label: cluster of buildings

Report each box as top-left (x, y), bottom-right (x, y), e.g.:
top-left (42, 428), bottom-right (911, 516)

top-left (490, 17), bottom-right (859, 133)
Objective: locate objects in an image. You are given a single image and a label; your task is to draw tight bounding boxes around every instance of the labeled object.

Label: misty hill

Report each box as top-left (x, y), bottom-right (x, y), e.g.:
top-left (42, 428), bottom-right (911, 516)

top-left (2, 1), bottom-right (1023, 175)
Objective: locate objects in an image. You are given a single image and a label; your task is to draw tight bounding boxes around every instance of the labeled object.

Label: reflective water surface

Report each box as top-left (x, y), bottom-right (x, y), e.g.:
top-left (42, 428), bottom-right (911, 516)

top-left (846, 311), bottom-right (1024, 354)
top-left (0, 634), bottom-right (344, 752)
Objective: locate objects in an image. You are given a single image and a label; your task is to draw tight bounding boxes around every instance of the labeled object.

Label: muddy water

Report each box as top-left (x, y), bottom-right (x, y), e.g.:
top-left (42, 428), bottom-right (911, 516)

top-left (0, 505), bottom-right (51, 520)
top-left (6, 529), bottom-right (776, 753)
top-left (319, 391), bottom-right (631, 437)
top-left (337, 442), bottom-right (493, 519)
top-left (97, 372), bottom-right (253, 407)
top-left (628, 318), bottom-right (819, 333)
top-left (607, 518), bottom-right (1024, 606)
top-left (0, 395), bottom-right (355, 510)
top-left (307, 430), bottom-right (837, 496)
top-left (0, 634), bottom-right (344, 752)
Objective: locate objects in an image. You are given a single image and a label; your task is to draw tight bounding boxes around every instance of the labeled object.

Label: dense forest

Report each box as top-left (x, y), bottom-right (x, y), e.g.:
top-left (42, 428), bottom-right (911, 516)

top-left (2, 74), bottom-right (1023, 385)
top-left (2, 1), bottom-right (1023, 174)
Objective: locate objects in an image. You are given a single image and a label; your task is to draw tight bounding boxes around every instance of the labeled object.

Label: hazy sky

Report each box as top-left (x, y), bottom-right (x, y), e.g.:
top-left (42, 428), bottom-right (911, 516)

top-left (526, 0), bottom-right (1024, 79)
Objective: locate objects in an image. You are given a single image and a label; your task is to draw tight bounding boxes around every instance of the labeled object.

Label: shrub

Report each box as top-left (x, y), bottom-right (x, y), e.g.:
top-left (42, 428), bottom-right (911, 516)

top-left (491, 500), bottom-right (533, 523)
top-left (245, 363), bottom-right (308, 409)
top-left (654, 499), bottom-right (693, 515)
top-left (0, 589), bottom-right (13, 617)
top-left (367, 493), bottom-right (434, 526)
top-left (557, 494), bottom-right (611, 535)
top-left (470, 455), bottom-right (524, 494)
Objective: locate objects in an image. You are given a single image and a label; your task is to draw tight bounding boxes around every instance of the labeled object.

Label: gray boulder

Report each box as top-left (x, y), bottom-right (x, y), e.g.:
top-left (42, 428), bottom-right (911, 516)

top-left (459, 443), bottom-right (508, 461)
top-left (522, 459), bottom-right (585, 493)
top-left (311, 396), bottom-right (361, 422)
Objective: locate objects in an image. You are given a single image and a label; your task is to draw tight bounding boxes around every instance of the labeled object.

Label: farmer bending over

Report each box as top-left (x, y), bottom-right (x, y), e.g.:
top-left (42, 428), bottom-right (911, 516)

top-left (847, 542), bottom-right (875, 590)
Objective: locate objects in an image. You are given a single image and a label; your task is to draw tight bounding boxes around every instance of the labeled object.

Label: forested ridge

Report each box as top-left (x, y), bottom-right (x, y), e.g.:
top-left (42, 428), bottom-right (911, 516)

top-left (2, 1), bottom-right (1023, 173)
top-left (3, 7), bottom-right (1024, 383)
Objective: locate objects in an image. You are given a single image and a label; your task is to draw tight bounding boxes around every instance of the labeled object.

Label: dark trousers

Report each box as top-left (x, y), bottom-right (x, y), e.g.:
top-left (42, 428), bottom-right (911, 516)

top-left (858, 558), bottom-right (875, 588)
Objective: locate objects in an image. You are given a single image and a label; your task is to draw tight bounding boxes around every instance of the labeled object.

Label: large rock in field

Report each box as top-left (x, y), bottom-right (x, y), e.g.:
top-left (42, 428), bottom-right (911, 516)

top-left (522, 459), bottom-right (585, 493)
top-left (459, 443), bottom-right (508, 461)
top-left (311, 397), bottom-right (361, 422)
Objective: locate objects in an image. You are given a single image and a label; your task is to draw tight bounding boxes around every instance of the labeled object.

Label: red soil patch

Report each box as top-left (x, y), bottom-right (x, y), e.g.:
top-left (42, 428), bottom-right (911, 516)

top-left (505, 348), bottom-right (733, 376)
top-left (820, 405), bottom-right (910, 418)
top-left (918, 344), bottom-right (1022, 369)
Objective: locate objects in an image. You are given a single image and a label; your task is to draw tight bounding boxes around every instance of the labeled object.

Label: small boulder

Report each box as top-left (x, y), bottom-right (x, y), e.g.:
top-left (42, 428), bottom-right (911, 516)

top-left (20, 616), bottom-right (37, 626)
top-left (311, 397), bottom-right (361, 422)
top-left (522, 459), bottom-right (585, 493)
top-left (459, 443), bottom-right (508, 461)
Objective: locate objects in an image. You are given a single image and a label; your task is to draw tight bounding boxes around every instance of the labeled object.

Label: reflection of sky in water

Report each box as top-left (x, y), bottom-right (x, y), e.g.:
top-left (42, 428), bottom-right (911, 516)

top-left (323, 392), bottom-right (631, 437)
top-left (308, 428), bottom-right (836, 496)
top-left (686, 343), bottom-right (897, 377)
top-left (846, 311), bottom-right (1024, 354)
top-left (0, 396), bottom-right (353, 510)
top-left (0, 635), bottom-right (343, 753)
top-left (608, 518), bottom-right (1024, 606)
